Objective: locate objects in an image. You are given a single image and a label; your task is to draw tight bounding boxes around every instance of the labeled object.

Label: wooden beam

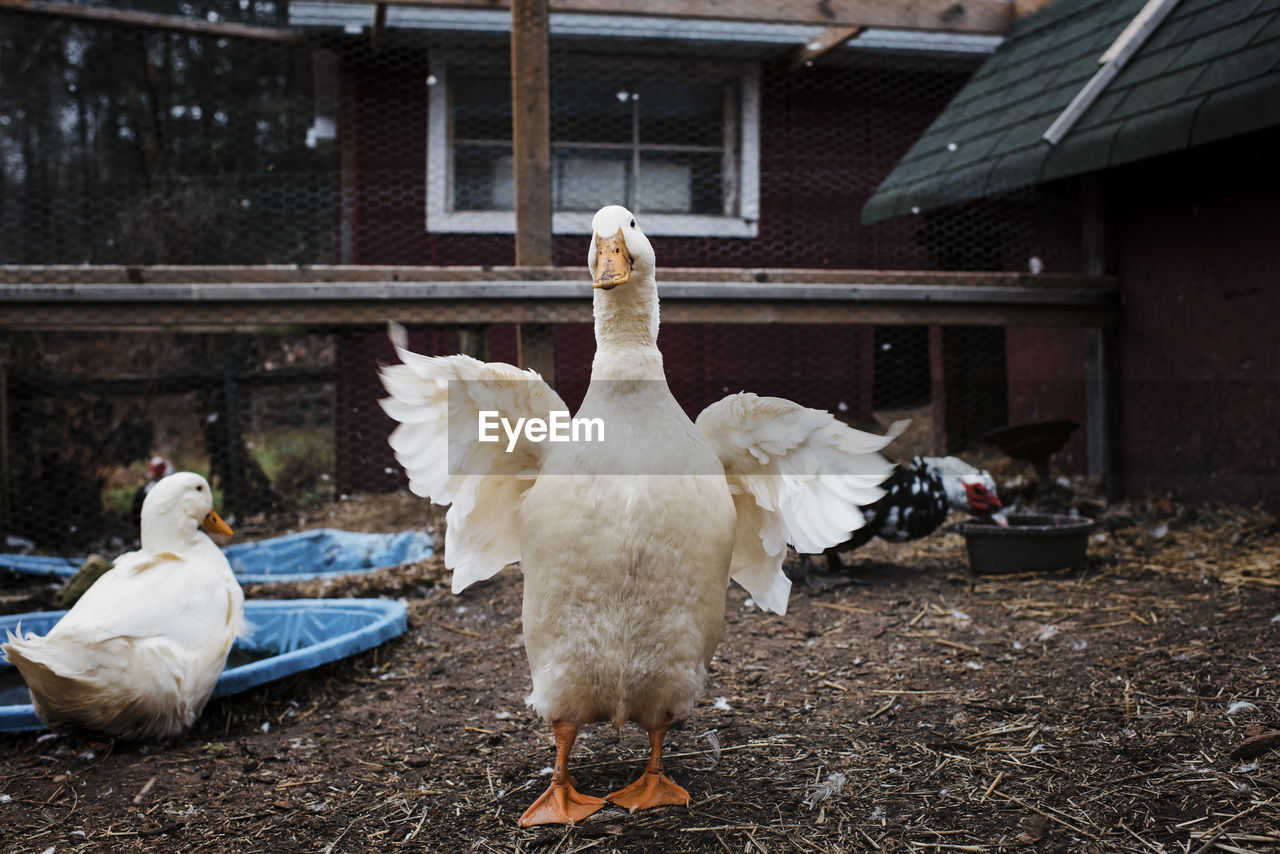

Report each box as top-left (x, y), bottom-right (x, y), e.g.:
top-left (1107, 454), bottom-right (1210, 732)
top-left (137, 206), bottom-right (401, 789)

top-left (0, 300), bottom-right (1118, 331)
top-left (0, 265), bottom-right (1119, 289)
top-left (0, 279), bottom-right (1121, 331)
top-left (1097, 0), bottom-right (1180, 65)
top-left (516, 323), bottom-right (557, 385)
top-left (1080, 174), bottom-right (1122, 500)
top-left (0, 281), bottom-right (1119, 303)
top-left (928, 325), bottom-right (947, 455)
top-left (0, 335), bottom-right (10, 533)
top-left (510, 0), bottom-right (555, 373)
top-left (510, 0), bottom-right (553, 268)
top-left (371, 2), bottom-right (387, 51)
top-left (0, 0), bottom-right (307, 43)
top-left (1044, 0), bottom-right (1181, 145)
top-left (1014, 0), bottom-right (1056, 18)
top-left (300, 0), bottom-right (1016, 34)
top-left (792, 26), bottom-right (862, 69)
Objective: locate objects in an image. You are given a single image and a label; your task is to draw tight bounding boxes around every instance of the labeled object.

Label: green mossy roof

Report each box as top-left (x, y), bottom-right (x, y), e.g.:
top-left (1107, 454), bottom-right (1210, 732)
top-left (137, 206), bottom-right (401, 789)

top-left (863, 0), bottom-right (1280, 223)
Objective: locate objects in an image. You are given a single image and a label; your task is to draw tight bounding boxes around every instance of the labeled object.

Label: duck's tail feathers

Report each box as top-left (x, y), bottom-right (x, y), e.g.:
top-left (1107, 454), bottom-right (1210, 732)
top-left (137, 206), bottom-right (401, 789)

top-left (3, 636), bottom-right (201, 740)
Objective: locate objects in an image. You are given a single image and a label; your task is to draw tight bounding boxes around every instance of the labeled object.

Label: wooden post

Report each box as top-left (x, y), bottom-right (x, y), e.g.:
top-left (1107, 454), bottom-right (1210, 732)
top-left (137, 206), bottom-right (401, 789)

top-left (456, 325), bottom-right (489, 362)
top-left (791, 26), bottom-right (862, 70)
top-left (510, 0), bottom-right (552, 267)
top-left (338, 72), bottom-right (357, 264)
top-left (1014, 0), bottom-right (1057, 18)
top-left (510, 0), bottom-right (555, 379)
top-left (221, 337), bottom-right (244, 522)
top-left (1081, 174), bottom-right (1121, 500)
top-left (928, 325), bottom-right (947, 456)
top-left (0, 334), bottom-right (10, 534)
top-left (516, 324), bottom-right (556, 386)
top-left (371, 3), bottom-right (387, 52)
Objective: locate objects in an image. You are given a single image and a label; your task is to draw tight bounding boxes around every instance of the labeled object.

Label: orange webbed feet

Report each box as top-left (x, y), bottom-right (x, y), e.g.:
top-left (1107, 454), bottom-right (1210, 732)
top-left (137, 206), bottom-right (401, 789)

top-left (519, 780), bottom-right (607, 827)
top-left (519, 719), bottom-right (607, 827)
top-left (606, 718), bottom-right (690, 813)
top-left (606, 769), bottom-right (691, 813)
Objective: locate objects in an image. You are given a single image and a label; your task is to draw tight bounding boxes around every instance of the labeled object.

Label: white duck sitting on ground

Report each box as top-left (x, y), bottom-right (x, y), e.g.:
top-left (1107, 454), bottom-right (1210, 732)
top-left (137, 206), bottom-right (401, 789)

top-left (797, 454), bottom-right (1007, 577)
top-left (378, 204), bottom-right (902, 826)
top-left (3, 472), bottom-right (245, 740)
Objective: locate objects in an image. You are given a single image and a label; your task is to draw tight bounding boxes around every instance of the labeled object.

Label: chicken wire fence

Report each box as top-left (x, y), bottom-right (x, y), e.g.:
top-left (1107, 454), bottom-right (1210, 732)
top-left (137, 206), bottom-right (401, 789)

top-left (1, 2), bottom-right (1090, 554)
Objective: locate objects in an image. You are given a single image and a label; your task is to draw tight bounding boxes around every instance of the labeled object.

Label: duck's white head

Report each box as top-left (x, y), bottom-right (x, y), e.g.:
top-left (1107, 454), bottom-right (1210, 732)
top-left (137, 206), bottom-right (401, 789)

top-left (140, 471), bottom-right (234, 552)
top-left (587, 205), bottom-right (662, 359)
top-left (588, 205), bottom-right (655, 290)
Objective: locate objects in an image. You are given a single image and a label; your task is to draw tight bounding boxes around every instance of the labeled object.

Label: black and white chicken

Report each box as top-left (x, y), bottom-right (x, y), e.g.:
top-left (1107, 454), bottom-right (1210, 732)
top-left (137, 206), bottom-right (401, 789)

top-left (799, 455), bottom-right (1007, 575)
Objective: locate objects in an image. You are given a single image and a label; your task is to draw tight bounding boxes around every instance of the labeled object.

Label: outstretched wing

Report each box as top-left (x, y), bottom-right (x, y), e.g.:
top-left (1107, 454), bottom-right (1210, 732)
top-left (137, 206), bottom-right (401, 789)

top-left (696, 393), bottom-right (903, 615)
top-left (379, 324), bottom-right (568, 592)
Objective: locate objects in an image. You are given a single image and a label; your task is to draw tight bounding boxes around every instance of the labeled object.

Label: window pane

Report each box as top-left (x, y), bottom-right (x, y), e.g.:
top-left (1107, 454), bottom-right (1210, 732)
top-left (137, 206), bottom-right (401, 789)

top-left (638, 152), bottom-right (723, 215)
top-left (453, 77), bottom-right (512, 141)
top-left (550, 79), bottom-right (634, 145)
top-left (636, 81), bottom-right (724, 148)
top-left (447, 69), bottom-right (740, 218)
top-left (554, 148), bottom-right (629, 212)
top-left (454, 145), bottom-right (513, 210)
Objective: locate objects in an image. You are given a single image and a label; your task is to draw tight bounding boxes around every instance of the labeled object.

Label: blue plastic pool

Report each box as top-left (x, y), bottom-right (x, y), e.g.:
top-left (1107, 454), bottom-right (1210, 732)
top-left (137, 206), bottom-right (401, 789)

top-left (0, 528), bottom-right (434, 584)
top-left (0, 598), bottom-right (408, 733)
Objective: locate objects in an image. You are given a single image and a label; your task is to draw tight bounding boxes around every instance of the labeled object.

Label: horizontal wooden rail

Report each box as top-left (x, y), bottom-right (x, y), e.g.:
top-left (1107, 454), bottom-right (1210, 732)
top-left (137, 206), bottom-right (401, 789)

top-left (0, 265), bottom-right (1111, 288)
top-left (0, 269), bottom-right (1119, 330)
top-left (0, 0), bottom-right (1016, 35)
top-left (298, 0), bottom-right (1016, 34)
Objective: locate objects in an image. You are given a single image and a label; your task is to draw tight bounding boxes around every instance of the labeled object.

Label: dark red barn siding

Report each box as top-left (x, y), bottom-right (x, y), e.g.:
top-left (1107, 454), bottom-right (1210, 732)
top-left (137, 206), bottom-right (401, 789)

top-left (343, 55), bottom-right (972, 269)
top-left (1112, 128), bottom-right (1280, 504)
top-left (336, 326), bottom-right (458, 494)
top-left (1005, 327), bottom-right (1089, 475)
top-left (553, 322), bottom-right (875, 424)
top-left (335, 52), bottom-right (1037, 493)
top-left (345, 50), bottom-right (428, 265)
top-left (1001, 128), bottom-right (1280, 493)
top-left (337, 48), bottom-right (1279, 503)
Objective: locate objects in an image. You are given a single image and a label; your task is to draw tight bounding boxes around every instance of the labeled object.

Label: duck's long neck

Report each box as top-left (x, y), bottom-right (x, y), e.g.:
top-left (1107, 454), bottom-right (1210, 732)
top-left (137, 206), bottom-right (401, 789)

top-left (591, 273), bottom-right (664, 381)
top-left (142, 507), bottom-right (211, 555)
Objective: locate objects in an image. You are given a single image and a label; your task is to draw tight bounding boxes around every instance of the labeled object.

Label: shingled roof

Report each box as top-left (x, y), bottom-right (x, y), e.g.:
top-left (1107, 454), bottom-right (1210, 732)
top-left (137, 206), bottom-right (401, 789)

top-left (862, 0), bottom-right (1280, 223)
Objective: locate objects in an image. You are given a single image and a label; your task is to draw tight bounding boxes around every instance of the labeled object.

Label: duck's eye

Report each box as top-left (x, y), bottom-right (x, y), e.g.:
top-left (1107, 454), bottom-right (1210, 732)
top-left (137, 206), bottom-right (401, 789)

top-left (197, 485), bottom-right (204, 492)
top-left (630, 219), bottom-right (635, 228)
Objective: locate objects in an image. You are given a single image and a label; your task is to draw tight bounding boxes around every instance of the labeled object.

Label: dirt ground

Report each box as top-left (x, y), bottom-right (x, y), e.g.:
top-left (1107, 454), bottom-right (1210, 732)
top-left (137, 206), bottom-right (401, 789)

top-left (2, 492), bottom-right (1279, 853)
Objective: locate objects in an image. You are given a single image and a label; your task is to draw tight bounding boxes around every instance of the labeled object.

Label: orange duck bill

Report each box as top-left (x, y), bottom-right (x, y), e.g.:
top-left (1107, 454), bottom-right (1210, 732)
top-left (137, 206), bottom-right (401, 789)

top-left (593, 228), bottom-right (631, 289)
top-left (200, 509), bottom-right (234, 536)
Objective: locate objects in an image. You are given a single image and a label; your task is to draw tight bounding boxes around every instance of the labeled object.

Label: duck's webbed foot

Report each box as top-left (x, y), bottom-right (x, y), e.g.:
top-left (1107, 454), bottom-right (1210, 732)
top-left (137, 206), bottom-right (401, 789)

top-left (606, 719), bottom-right (691, 813)
top-left (607, 768), bottom-right (690, 812)
top-left (519, 720), bottom-right (606, 827)
top-left (521, 778), bottom-right (608, 826)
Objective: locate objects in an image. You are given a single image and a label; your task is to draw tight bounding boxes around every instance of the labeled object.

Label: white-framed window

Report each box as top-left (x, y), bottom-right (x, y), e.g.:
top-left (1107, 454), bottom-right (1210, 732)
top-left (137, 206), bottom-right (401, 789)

top-left (426, 53), bottom-right (759, 237)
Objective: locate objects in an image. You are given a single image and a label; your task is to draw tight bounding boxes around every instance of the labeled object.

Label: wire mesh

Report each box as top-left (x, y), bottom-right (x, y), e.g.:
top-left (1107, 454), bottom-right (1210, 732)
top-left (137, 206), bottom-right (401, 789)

top-left (0, 3), bottom-right (1093, 553)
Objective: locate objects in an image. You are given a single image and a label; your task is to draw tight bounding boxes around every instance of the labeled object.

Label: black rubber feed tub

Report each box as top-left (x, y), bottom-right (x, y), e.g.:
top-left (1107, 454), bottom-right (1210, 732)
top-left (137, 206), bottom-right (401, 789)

top-left (956, 513), bottom-right (1095, 575)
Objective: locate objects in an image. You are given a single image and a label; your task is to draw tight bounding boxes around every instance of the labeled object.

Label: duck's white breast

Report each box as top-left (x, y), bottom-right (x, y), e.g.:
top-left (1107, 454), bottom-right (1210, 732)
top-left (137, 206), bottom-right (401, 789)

top-left (517, 383), bottom-right (737, 729)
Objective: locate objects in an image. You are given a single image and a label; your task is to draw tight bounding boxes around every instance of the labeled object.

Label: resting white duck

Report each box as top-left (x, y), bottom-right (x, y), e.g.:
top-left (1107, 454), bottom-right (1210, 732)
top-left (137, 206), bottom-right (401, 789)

top-left (3, 472), bottom-right (245, 740)
top-left (379, 205), bottom-right (899, 826)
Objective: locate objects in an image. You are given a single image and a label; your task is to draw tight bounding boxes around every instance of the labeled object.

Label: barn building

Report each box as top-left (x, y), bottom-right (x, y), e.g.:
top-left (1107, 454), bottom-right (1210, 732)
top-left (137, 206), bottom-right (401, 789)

top-left (864, 0), bottom-right (1280, 503)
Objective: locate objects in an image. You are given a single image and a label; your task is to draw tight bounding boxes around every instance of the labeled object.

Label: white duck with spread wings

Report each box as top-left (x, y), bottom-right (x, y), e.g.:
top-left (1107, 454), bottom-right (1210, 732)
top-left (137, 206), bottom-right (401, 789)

top-left (379, 205), bottom-right (899, 825)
